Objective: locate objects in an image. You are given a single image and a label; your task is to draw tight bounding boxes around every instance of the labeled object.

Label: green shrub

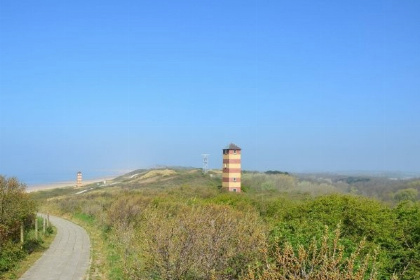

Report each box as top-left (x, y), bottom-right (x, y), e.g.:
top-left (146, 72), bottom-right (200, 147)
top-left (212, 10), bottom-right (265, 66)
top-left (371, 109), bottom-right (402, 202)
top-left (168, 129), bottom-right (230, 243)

top-left (243, 225), bottom-right (382, 280)
top-left (23, 239), bottom-right (42, 254)
top-left (0, 241), bottom-right (26, 272)
top-left (46, 226), bottom-right (54, 235)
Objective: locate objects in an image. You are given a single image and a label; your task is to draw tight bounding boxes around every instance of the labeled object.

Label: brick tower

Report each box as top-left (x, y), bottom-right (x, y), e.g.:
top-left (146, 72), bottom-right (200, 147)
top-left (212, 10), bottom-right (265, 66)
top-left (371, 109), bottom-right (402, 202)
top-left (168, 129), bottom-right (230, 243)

top-left (222, 143), bottom-right (241, 192)
top-left (77, 171), bottom-right (82, 187)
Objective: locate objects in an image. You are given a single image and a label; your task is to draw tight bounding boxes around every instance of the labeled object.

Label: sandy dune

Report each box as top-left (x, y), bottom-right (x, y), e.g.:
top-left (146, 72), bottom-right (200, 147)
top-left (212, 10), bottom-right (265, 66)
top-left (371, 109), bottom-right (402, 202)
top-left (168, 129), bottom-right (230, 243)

top-left (27, 176), bottom-right (115, 193)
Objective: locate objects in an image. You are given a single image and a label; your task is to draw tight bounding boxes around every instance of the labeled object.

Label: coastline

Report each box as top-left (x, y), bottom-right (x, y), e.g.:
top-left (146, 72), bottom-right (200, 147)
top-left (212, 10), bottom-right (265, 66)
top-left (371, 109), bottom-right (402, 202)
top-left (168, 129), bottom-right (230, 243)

top-left (27, 176), bottom-right (116, 193)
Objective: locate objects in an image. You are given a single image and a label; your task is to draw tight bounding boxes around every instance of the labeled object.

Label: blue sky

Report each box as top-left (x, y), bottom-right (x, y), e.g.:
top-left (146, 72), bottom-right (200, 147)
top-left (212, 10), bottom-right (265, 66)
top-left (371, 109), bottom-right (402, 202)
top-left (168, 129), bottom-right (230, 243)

top-left (1, 1), bottom-right (420, 184)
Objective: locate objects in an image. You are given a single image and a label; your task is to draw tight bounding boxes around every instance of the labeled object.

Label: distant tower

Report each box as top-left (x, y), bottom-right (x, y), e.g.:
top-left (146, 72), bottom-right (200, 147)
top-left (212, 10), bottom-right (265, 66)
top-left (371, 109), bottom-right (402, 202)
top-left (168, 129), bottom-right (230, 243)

top-left (222, 143), bottom-right (241, 192)
top-left (77, 171), bottom-right (82, 187)
top-left (202, 154), bottom-right (210, 173)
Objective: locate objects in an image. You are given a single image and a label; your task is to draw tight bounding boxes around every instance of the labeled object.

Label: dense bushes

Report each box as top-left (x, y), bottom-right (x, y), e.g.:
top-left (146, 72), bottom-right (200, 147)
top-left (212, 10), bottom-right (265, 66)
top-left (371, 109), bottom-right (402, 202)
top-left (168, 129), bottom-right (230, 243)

top-left (0, 241), bottom-right (26, 272)
top-left (0, 175), bottom-right (37, 273)
top-left (268, 195), bottom-right (420, 280)
top-left (0, 176), bottom-right (35, 244)
top-left (135, 205), bottom-right (265, 279)
top-left (245, 226), bottom-right (381, 280)
top-left (99, 193), bottom-right (266, 279)
top-left (391, 201), bottom-right (420, 279)
top-left (38, 172), bottom-right (420, 280)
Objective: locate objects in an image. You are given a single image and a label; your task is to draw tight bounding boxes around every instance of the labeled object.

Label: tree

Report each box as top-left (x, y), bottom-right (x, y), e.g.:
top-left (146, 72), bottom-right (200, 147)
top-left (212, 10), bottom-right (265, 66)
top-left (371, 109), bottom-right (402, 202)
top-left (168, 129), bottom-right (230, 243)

top-left (0, 175), bottom-right (36, 273)
top-left (0, 176), bottom-right (35, 245)
top-left (394, 188), bottom-right (419, 202)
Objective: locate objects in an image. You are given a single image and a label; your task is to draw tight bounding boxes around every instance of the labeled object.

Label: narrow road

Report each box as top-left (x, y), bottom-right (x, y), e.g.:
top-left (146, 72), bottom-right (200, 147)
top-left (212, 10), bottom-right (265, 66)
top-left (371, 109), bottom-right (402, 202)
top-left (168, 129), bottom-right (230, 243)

top-left (20, 215), bottom-right (91, 280)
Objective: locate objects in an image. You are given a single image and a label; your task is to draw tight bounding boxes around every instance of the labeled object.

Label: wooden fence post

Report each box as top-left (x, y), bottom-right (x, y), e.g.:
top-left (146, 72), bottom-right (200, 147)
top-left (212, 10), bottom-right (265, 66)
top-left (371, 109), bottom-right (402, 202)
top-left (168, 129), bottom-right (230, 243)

top-left (20, 222), bottom-right (24, 244)
top-left (47, 213), bottom-right (50, 227)
top-left (35, 217), bottom-right (38, 240)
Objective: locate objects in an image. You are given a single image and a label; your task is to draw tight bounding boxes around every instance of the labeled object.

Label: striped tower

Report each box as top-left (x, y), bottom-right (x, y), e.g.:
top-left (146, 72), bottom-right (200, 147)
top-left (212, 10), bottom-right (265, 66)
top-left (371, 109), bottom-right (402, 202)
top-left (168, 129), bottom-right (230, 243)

top-left (77, 171), bottom-right (82, 188)
top-left (222, 143), bottom-right (241, 192)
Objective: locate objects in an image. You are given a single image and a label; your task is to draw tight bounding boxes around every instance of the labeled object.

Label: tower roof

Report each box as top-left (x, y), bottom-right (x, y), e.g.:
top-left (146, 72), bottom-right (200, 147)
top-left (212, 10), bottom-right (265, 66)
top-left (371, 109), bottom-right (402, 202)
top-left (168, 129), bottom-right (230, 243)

top-left (225, 143), bottom-right (241, 150)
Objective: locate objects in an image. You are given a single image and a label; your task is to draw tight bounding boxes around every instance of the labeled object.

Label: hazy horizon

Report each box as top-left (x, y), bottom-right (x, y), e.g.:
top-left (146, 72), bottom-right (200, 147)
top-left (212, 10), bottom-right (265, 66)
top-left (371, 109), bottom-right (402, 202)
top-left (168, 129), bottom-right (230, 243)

top-left (16, 165), bottom-right (420, 187)
top-left (1, 1), bottom-right (420, 183)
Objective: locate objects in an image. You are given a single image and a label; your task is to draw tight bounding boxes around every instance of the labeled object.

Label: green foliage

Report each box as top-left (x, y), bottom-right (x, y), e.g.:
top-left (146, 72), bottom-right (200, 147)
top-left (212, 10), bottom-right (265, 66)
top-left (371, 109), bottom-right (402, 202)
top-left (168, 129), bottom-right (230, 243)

top-left (34, 169), bottom-right (420, 279)
top-left (407, 180), bottom-right (420, 188)
top-left (0, 234), bottom-right (47, 274)
top-left (268, 194), bottom-right (420, 279)
top-left (0, 241), bottom-right (26, 272)
top-left (0, 175), bottom-right (38, 275)
top-left (0, 176), bottom-right (36, 245)
top-left (244, 226), bottom-right (379, 280)
top-left (130, 204), bottom-right (266, 279)
top-left (264, 170), bottom-right (289, 175)
top-left (206, 193), bottom-right (255, 211)
top-left (391, 201), bottom-right (420, 279)
top-left (22, 239), bottom-right (42, 254)
top-left (343, 176), bottom-right (371, 184)
top-left (242, 173), bottom-right (297, 193)
top-left (46, 226), bottom-right (54, 235)
top-left (394, 188), bottom-right (419, 202)
top-left (296, 195), bottom-right (393, 241)
top-left (29, 186), bottom-right (76, 200)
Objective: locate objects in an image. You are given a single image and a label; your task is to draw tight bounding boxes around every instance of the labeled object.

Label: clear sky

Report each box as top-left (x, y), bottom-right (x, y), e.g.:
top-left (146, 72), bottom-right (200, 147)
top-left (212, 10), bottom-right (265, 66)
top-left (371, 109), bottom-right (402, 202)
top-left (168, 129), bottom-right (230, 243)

top-left (1, 1), bottom-right (420, 184)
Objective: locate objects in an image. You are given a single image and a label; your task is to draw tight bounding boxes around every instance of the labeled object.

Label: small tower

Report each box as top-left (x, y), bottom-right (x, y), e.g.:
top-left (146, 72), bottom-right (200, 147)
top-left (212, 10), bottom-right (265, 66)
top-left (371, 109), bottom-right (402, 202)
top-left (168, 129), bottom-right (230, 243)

top-left (77, 171), bottom-right (82, 187)
top-left (222, 143), bottom-right (241, 192)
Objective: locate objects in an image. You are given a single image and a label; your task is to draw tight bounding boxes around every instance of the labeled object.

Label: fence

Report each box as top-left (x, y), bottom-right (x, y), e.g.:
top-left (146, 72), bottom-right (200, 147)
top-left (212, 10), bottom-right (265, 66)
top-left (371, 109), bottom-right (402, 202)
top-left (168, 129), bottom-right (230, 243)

top-left (20, 213), bottom-right (51, 244)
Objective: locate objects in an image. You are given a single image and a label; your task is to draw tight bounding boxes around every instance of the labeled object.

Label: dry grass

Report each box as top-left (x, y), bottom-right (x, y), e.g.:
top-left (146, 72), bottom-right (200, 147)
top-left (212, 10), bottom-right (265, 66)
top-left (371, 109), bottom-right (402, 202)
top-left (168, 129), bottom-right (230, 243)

top-left (139, 169), bottom-right (177, 180)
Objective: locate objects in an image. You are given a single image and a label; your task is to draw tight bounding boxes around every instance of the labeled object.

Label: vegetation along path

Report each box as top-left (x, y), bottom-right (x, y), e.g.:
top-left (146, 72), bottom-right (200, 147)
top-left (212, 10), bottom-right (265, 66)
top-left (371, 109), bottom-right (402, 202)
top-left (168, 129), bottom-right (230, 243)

top-left (20, 215), bottom-right (91, 280)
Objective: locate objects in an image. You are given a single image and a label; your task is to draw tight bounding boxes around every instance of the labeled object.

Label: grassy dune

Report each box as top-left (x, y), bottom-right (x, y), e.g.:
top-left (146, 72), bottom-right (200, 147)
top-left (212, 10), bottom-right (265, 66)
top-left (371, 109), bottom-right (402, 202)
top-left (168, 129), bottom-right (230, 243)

top-left (29, 168), bottom-right (420, 280)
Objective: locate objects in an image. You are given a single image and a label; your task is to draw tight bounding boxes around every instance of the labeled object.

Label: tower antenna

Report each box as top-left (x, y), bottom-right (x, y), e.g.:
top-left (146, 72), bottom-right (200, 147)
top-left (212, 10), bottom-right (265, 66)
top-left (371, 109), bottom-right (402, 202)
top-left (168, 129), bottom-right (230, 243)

top-left (202, 154), bottom-right (210, 173)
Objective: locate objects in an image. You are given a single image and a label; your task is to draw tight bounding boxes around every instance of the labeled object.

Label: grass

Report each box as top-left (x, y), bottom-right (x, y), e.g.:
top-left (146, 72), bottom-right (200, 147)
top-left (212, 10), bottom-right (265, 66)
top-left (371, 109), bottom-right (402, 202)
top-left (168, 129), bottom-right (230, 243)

top-left (70, 213), bottom-right (121, 280)
top-left (30, 186), bottom-right (77, 200)
top-left (139, 169), bottom-right (177, 180)
top-left (0, 226), bottom-right (57, 280)
top-left (106, 242), bottom-right (124, 280)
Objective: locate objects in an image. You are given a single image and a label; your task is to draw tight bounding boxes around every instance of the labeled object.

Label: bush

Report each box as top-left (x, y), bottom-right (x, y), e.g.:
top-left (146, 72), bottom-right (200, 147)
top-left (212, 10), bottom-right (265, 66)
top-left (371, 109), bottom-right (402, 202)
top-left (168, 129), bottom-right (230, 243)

top-left (117, 204), bottom-right (266, 279)
top-left (46, 226), bottom-right (54, 235)
top-left (0, 176), bottom-right (36, 247)
top-left (0, 175), bottom-right (36, 274)
top-left (0, 241), bottom-right (26, 272)
top-left (23, 239), bottom-right (42, 254)
top-left (243, 225), bottom-right (382, 280)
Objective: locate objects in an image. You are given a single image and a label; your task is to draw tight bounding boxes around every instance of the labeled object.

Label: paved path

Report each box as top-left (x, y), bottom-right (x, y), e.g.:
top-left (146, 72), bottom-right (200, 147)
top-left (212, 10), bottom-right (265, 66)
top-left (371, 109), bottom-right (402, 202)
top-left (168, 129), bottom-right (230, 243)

top-left (20, 215), bottom-right (91, 280)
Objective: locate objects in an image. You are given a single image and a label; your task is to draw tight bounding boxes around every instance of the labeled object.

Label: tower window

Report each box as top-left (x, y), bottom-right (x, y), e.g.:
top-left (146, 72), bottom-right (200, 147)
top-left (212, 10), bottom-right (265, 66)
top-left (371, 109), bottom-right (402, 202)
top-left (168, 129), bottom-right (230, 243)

top-left (233, 150), bottom-right (237, 154)
top-left (233, 177), bottom-right (236, 182)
